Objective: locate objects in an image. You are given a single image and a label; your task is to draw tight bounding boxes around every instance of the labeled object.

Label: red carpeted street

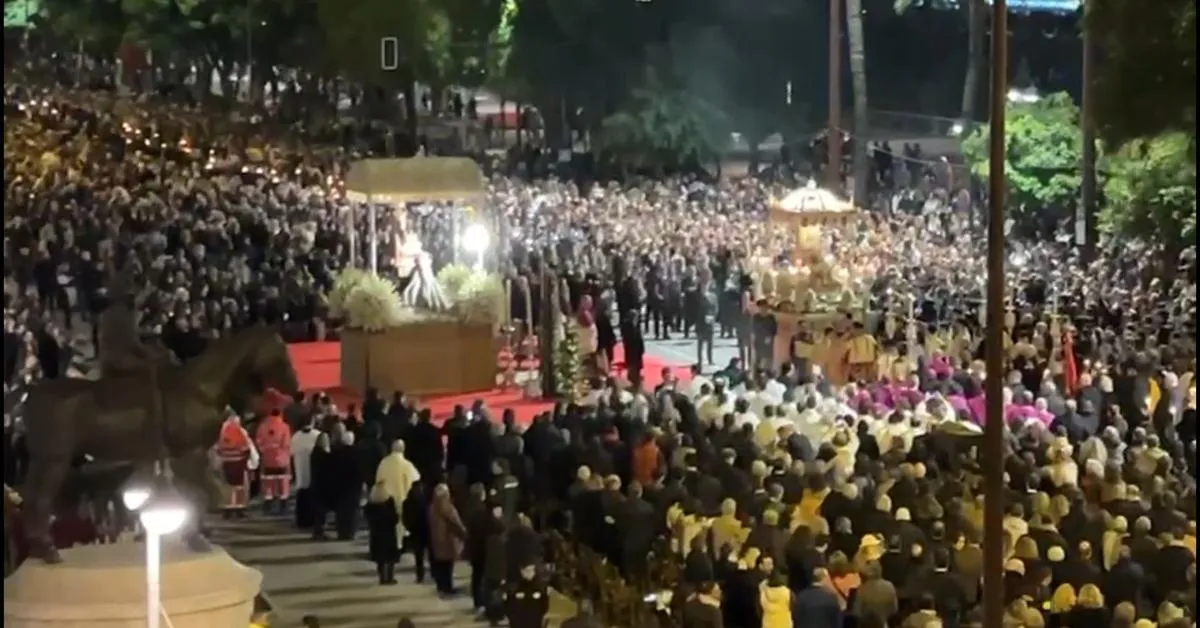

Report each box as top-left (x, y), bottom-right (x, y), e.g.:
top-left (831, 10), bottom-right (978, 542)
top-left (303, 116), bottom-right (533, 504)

top-left (267, 341), bottom-right (692, 424)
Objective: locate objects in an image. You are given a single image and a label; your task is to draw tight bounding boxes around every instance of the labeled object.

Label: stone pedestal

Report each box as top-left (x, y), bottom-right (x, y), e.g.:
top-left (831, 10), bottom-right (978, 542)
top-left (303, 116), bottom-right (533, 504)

top-left (4, 541), bottom-right (262, 628)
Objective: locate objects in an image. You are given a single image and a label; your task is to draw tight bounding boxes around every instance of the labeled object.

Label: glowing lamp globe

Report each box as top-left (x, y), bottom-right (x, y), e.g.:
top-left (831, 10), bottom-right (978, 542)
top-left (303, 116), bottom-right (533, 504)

top-left (122, 487), bottom-right (151, 512)
top-left (138, 492), bottom-right (190, 535)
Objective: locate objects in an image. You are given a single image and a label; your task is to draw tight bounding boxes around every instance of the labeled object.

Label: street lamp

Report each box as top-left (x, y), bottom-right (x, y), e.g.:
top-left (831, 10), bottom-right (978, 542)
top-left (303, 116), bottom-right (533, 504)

top-left (122, 487), bottom-right (151, 512)
top-left (124, 483), bottom-right (190, 628)
top-left (462, 223), bottom-right (490, 272)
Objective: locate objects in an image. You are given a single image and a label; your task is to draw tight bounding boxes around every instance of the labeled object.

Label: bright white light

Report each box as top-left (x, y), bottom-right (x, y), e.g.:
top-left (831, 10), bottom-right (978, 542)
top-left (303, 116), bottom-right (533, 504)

top-left (1006, 88), bottom-right (1041, 104)
top-left (462, 224), bottom-right (490, 255)
top-left (1009, 252), bottom-right (1028, 268)
top-left (123, 487), bottom-right (151, 511)
top-left (948, 122), bottom-right (964, 137)
top-left (140, 504), bottom-right (189, 535)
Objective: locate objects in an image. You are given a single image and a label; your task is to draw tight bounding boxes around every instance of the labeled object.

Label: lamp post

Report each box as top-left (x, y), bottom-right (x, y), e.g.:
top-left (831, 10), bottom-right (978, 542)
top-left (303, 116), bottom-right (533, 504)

top-left (983, 1), bottom-right (1009, 627)
top-left (1079, 0), bottom-right (1097, 262)
top-left (123, 484), bottom-right (190, 628)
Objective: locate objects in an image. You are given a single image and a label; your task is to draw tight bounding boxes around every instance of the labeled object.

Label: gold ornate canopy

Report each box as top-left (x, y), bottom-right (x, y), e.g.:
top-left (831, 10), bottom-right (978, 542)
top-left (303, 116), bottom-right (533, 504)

top-left (344, 157), bottom-right (487, 203)
top-left (768, 180), bottom-right (859, 228)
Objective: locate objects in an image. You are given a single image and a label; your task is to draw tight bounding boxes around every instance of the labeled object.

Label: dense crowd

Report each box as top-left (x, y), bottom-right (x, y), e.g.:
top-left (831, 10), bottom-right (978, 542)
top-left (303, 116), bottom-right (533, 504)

top-left (3, 78), bottom-right (1198, 628)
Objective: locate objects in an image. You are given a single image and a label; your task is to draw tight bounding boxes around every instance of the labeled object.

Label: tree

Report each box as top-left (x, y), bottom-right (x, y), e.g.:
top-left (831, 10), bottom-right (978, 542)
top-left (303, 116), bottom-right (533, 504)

top-left (504, 0), bottom-right (654, 145)
top-left (1100, 132), bottom-right (1196, 267)
top-left (893, 0), bottom-right (986, 126)
top-left (598, 63), bottom-right (730, 174)
top-left (1086, 0), bottom-right (1195, 148)
top-left (317, 0), bottom-right (433, 88)
top-left (961, 92), bottom-right (1084, 230)
top-left (39, 0), bottom-right (129, 53)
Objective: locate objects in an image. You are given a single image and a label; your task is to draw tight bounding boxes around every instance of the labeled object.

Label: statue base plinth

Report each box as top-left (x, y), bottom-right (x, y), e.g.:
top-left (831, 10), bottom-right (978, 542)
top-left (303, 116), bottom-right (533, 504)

top-left (4, 541), bottom-right (262, 628)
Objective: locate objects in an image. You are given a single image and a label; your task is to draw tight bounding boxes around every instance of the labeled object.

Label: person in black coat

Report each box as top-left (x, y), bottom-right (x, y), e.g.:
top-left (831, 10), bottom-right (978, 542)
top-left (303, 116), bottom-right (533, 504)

top-left (364, 484), bottom-right (402, 584)
top-left (504, 562), bottom-right (550, 628)
top-left (313, 424), bottom-right (363, 540)
top-left (34, 324), bottom-right (62, 380)
top-left (402, 480), bottom-right (432, 583)
top-left (408, 409), bottom-right (445, 486)
top-left (309, 432), bottom-right (336, 540)
top-left (620, 310), bottom-right (646, 387)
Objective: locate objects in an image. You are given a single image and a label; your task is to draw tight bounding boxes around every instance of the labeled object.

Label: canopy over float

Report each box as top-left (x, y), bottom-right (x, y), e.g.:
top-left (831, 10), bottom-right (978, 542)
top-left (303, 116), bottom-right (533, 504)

top-left (756, 180), bottom-right (863, 297)
top-left (343, 157), bottom-right (487, 273)
top-left (767, 179), bottom-right (859, 229)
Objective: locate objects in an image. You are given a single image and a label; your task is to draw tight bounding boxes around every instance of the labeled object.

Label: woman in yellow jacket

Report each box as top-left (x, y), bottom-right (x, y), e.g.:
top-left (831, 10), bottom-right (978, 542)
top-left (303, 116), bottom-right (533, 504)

top-left (758, 572), bottom-right (793, 628)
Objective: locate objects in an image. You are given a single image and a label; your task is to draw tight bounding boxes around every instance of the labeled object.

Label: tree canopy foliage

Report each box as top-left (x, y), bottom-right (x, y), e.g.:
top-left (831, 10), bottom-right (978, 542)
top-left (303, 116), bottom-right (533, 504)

top-left (963, 90), bottom-right (1197, 258)
top-left (962, 92), bottom-right (1083, 215)
top-left (1100, 132), bottom-right (1196, 258)
top-left (1086, 0), bottom-right (1196, 149)
top-left (22, 0), bottom-right (1090, 169)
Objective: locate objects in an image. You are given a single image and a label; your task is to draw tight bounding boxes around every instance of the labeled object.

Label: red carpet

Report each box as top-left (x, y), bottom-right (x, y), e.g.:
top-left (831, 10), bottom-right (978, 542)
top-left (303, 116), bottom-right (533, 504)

top-left (272, 341), bottom-right (690, 424)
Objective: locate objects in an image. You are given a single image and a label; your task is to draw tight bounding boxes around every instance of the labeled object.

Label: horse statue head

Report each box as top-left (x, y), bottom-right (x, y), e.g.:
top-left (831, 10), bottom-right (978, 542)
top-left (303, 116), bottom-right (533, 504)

top-left (186, 326), bottom-right (301, 412)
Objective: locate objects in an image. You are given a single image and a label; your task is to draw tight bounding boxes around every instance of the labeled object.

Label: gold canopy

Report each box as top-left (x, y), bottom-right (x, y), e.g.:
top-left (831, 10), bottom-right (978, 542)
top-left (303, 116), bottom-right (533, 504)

top-left (768, 180), bottom-right (859, 228)
top-left (344, 157), bottom-right (486, 203)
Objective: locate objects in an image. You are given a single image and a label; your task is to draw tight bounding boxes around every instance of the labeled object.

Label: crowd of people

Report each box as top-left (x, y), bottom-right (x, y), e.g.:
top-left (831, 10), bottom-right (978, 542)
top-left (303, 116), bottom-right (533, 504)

top-left (3, 67), bottom-right (1198, 628)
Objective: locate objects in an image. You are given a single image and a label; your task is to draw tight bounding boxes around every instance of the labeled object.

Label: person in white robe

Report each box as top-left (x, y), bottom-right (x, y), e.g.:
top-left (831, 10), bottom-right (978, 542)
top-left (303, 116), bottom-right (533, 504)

top-left (375, 440), bottom-right (422, 548)
top-left (687, 371), bottom-right (713, 400)
top-left (289, 421), bottom-right (321, 528)
top-left (732, 398), bottom-right (759, 430)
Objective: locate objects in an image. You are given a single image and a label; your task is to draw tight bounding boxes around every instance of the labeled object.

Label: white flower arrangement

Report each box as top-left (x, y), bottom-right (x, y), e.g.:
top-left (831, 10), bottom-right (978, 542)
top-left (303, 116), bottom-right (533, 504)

top-left (342, 272), bottom-right (405, 332)
top-left (331, 264), bottom-right (507, 330)
top-left (435, 264), bottom-right (475, 302)
top-left (327, 267), bottom-right (369, 319)
top-left (454, 272), bottom-right (506, 325)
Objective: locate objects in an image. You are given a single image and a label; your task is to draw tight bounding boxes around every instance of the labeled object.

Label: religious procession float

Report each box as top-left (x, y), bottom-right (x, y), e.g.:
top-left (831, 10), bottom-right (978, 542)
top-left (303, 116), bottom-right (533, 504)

top-left (328, 157), bottom-right (506, 397)
top-left (746, 180), bottom-right (871, 378)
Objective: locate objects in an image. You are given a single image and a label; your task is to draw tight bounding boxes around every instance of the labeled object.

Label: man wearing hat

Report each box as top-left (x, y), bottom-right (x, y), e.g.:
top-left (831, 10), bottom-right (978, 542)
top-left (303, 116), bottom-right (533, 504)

top-left (503, 561), bottom-right (549, 628)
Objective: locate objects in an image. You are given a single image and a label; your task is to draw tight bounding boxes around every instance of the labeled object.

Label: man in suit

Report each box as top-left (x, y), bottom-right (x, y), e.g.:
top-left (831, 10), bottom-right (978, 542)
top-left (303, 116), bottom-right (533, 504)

top-left (953, 529), bottom-right (984, 608)
top-left (793, 568), bottom-right (842, 628)
top-left (615, 481), bottom-right (657, 580)
top-left (620, 310), bottom-right (646, 387)
top-left (695, 280), bottom-right (717, 366)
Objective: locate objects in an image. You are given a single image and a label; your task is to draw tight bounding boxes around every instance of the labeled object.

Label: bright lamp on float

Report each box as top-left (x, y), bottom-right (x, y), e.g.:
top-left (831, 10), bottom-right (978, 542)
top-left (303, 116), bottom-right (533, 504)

top-left (462, 223), bottom-right (490, 272)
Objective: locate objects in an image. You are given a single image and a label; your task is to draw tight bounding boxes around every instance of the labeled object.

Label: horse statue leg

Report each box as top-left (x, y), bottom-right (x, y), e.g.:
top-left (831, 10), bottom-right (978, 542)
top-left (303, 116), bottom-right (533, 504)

top-left (166, 452), bottom-right (219, 553)
top-left (20, 454), bottom-right (73, 563)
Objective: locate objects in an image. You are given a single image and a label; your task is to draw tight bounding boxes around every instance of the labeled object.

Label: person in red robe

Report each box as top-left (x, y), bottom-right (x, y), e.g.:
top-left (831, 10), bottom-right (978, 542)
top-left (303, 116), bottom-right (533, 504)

top-left (215, 414), bottom-right (258, 518)
top-left (255, 410), bottom-right (293, 516)
top-left (1062, 329), bottom-right (1079, 397)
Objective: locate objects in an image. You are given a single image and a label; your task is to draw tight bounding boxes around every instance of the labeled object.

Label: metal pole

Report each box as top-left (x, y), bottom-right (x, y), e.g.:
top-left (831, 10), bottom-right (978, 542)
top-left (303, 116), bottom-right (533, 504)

top-left (983, 0), bottom-right (1008, 626)
top-left (347, 205), bottom-right (358, 269)
top-left (147, 532), bottom-right (162, 628)
top-left (827, 0), bottom-right (843, 189)
top-left (1079, 0), bottom-right (1097, 262)
top-left (368, 201), bottom-right (379, 275)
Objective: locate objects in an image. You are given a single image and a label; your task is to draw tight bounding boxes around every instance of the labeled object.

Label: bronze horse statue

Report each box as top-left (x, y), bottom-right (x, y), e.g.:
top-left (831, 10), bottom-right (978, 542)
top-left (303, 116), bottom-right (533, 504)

top-left (20, 326), bottom-right (300, 562)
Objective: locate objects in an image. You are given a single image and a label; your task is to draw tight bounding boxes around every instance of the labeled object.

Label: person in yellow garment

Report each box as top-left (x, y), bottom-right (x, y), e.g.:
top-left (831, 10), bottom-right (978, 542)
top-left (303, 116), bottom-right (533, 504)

top-left (790, 323), bottom-right (816, 381)
top-left (845, 321), bottom-right (879, 383)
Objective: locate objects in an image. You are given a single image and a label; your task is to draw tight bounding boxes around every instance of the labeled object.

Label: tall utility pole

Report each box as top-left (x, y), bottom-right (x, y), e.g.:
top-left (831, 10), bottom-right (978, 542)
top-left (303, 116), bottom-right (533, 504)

top-left (826, 0), bottom-right (843, 190)
top-left (245, 15), bottom-right (254, 102)
top-left (983, 0), bottom-right (1008, 627)
top-left (1079, 0), bottom-right (1098, 262)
